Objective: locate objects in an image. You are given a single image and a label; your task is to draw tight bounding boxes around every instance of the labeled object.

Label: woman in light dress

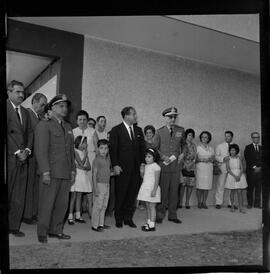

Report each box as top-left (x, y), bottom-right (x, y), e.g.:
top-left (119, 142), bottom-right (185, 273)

top-left (195, 131), bottom-right (215, 209)
top-left (72, 110), bottom-right (98, 218)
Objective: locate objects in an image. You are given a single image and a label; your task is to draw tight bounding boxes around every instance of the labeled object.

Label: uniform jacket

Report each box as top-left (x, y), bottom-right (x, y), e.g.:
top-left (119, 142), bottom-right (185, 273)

top-left (244, 143), bottom-right (262, 173)
top-left (7, 99), bottom-right (33, 163)
top-left (34, 116), bottom-right (76, 179)
top-left (153, 124), bottom-right (185, 172)
top-left (109, 122), bottom-right (145, 172)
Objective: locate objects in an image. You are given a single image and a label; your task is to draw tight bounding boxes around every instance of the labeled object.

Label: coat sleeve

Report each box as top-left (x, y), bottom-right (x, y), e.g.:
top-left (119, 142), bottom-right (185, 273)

top-left (25, 109), bottom-right (34, 151)
top-left (34, 121), bottom-right (50, 174)
top-left (109, 126), bottom-right (119, 167)
top-left (70, 130), bottom-right (76, 173)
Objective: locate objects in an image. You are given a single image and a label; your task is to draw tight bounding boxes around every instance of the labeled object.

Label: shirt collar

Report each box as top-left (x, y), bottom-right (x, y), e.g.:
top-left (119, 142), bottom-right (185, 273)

top-left (9, 99), bottom-right (21, 110)
top-left (30, 107), bottom-right (39, 118)
top-left (52, 115), bottom-right (63, 124)
top-left (123, 120), bottom-right (133, 130)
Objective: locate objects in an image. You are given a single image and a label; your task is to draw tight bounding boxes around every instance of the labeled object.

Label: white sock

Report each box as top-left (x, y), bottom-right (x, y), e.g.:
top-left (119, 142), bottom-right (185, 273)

top-left (149, 221), bottom-right (155, 228)
top-left (75, 211), bottom-right (81, 219)
top-left (68, 213), bottom-right (73, 220)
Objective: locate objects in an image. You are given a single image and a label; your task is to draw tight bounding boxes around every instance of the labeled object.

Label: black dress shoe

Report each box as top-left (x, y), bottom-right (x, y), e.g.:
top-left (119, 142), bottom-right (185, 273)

top-left (185, 205), bottom-right (190, 209)
top-left (124, 220), bottom-right (137, 228)
top-left (116, 222), bottom-right (123, 228)
top-left (68, 219), bottom-right (75, 225)
top-left (38, 236), bottom-right (48, 243)
top-left (168, 218), bottom-right (182, 224)
top-left (23, 218), bottom-right (37, 225)
top-left (92, 227), bottom-right (103, 232)
top-left (98, 224), bottom-right (111, 229)
top-left (216, 205), bottom-right (221, 209)
top-left (156, 218), bottom-right (163, 224)
top-left (48, 233), bottom-right (71, 239)
top-left (141, 224), bottom-right (156, 232)
top-left (75, 218), bottom-right (86, 223)
top-left (177, 204), bottom-right (183, 209)
top-left (9, 230), bottom-right (25, 237)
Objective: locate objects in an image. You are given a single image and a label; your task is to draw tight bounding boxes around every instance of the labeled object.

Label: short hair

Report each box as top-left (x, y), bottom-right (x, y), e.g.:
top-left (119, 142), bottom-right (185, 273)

top-left (185, 128), bottom-right (195, 139)
top-left (144, 125), bottom-right (156, 135)
top-left (74, 135), bottom-right (87, 149)
top-left (44, 103), bottom-right (51, 113)
top-left (88, 117), bottom-right (96, 126)
top-left (121, 106), bottom-right (135, 119)
top-left (76, 110), bottom-right (89, 120)
top-left (229, 144), bottom-right (240, 155)
top-left (7, 80), bottom-right (24, 91)
top-left (199, 131), bottom-right (212, 143)
top-left (251, 131), bottom-right (260, 138)
top-left (31, 93), bottom-right (46, 104)
top-left (97, 139), bottom-right (109, 148)
top-left (225, 131), bottom-right (234, 138)
top-left (145, 148), bottom-right (160, 163)
top-left (96, 116), bottom-right (106, 122)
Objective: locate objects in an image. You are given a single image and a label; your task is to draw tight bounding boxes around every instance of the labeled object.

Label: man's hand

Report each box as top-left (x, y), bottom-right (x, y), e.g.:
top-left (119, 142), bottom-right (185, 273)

top-left (151, 189), bottom-right (157, 197)
top-left (113, 165), bottom-right (123, 176)
top-left (17, 150), bottom-right (27, 161)
top-left (163, 156), bottom-right (171, 164)
top-left (71, 172), bottom-right (76, 185)
top-left (140, 163), bottom-right (145, 178)
top-left (43, 173), bottom-right (51, 185)
top-left (178, 153), bottom-right (184, 164)
top-left (254, 167), bottom-right (261, 173)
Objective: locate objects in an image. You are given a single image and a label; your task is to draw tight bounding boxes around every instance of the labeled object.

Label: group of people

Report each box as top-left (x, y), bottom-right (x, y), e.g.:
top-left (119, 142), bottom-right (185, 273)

top-left (7, 79), bottom-right (262, 243)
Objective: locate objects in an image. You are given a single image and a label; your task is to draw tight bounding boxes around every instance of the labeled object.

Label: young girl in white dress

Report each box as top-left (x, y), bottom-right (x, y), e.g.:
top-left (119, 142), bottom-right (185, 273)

top-left (68, 136), bottom-right (92, 224)
top-left (225, 144), bottom-right (247, 214)
top-left (137, 148), bottom-right (161, 232)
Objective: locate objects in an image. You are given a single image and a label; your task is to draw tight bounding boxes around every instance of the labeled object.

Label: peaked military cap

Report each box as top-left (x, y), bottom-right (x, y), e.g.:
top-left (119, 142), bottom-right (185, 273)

top-left (49, 94), bottom-right (71, 108)
top-left (162, 107), bottom-right (179, 117)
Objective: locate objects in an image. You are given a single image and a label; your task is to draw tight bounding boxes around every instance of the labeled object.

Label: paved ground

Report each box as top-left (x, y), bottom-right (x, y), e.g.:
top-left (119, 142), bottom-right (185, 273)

top-left (9, 205), bottom-right (262, 246)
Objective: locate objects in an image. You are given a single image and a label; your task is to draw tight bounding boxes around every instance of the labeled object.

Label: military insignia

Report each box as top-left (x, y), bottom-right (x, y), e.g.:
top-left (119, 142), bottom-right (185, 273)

top-left (175, 132), bottom-right (182, 138)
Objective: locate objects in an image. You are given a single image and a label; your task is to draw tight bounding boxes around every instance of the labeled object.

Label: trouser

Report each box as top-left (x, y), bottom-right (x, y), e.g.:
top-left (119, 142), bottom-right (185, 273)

top-left (114, 167), bottom-right (140, 223)
top-left (92, 183), bottom-right (110, 228)
top-left (215, 164), bottom-right (231, 206)
top-left (156, 171), bottom-right (180, 220)
top-left (246, 171), bottom-right (262, 207)
top-left (37, 177), bottom-right (70, 237)
top-left (23, 158), bottom-right (39, 220)
top-left (8, 160), bottom-right (28, 231)
top-left (106, 177), bottom-right (115, 214)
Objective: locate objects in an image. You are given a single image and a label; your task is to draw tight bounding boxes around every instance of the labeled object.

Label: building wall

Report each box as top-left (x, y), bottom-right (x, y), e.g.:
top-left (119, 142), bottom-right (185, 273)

top-left (82, 36), bottom-right (261, 206)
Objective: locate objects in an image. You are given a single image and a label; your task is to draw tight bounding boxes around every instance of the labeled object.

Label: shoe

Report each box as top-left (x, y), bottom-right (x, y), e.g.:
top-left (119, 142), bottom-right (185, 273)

top-left (156, 218), bottom-right (163, 224)
top-left (115, 222), bottom-right (123, 228)
top-left (198, 203), bottom-right (202, 209)
top-left (38, 236), bottom-right (48, 243)
top-left (202, 204), bottom-right (208, 209)
top-left (98, 224), bottom-right (111, 229)
top-left (124, 219), bottom-right (137, 228)
top-left (92, 227), bottom-right (103, 232)
top-left (48, 233), bottom-right (71, 239)
top-left (22, 218), bottom-right (37, 225)
top-left (9, 230), bottom-right (25, 237)
top-left (177, 204), bottom-right (183, 209)
top-left (216, 205), bottom-right (221, 209)
top-left (233, 206), bottom-right (238, 210)
top-left (141, 224), bottom-right (156, 232)
top-left (185, 205), bottom-right (190, 209)
top-left (75, 218), bottom-right (86, 223)
top-left (168, 218), bottom-right (182, 224)
top-left (247, 205), bottom-right (252, 209)
top-left (68, 219), bottom-right (75, 225)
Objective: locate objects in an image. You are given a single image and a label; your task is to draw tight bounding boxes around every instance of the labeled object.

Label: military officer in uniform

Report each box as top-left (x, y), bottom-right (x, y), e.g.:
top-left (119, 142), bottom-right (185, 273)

top-left (35, 94), bottom-right (76, 243)
top-left (153, 107), bottom-right (185, 224)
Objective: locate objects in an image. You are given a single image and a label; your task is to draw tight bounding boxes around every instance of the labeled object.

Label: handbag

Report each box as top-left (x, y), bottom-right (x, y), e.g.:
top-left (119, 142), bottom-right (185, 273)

top-left (182, 168), bottom-right (195, 178)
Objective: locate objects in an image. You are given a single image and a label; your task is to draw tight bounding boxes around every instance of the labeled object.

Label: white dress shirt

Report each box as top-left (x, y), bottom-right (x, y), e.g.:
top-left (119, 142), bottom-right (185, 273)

top-left (123, 120), bottom-right (134, 141)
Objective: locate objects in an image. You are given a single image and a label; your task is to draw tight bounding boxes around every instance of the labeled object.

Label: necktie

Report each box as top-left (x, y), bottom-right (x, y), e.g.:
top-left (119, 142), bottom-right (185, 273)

top-left (15, 107), bottom-right (22, 125)
top-left (255, 144), bottom-right (259, 152)
top-left (170, 126), bottom-right (173, 137)
top-left (60, 121), bottom-right (65, 134)
top-left (129, 126), bottom-right (134, 141)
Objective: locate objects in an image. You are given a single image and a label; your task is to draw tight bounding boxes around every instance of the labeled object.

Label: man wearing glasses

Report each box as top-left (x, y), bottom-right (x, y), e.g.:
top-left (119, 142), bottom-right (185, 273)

top-left (153, 107), bottom-right (185, 224)
top-left (244, 132), bottom-right (262, 209)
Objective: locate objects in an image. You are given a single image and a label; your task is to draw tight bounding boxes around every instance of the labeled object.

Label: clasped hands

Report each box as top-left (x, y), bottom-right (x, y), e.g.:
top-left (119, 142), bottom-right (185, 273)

top-left (16, 149), bottom-right (30, 161)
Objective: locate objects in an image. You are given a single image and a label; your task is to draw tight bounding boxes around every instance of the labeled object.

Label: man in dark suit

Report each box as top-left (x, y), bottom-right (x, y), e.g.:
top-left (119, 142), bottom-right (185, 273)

top-left (153, 107), bottom-right (185, 224)
top-left (7, 80), bottom-right (33, 237)
top-left (35, 94), bottom-right (76, 243)
top-left (244, 132), bottom-right (262, 209)
top-left (23, 93), bottom-right (47, 224)
top-left (109, 106), bottom-right (145, 228)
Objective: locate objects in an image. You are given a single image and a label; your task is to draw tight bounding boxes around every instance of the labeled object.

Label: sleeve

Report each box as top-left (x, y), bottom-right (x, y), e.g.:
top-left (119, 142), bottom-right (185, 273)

top-left (34, 121), bottom-right (50, 174)
top-left (109, 127), bottom-right (119, 167)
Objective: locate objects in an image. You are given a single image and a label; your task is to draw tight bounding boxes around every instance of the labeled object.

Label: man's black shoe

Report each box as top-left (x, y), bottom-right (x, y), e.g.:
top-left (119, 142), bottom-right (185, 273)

top-left (124, 220), bottom-right (137, 228)
top-left (48, 233), bottom-right (71, 239)
top-left (23, 218), bottom-right (37, 225)
top-left (9, 230), bottom-right (25, 237)
top-left (156, 218), bottom-right (163, 224)
top-left (116, 222), bottom-right (123, 228)
top-left (216, 205), bottom-right (221, 209)
top-left (38, 236), bottom-right (48, 243)
top-left (92, 227), bottom-right (103, 232)
top-left (168, 218), bottom-right (182, 224)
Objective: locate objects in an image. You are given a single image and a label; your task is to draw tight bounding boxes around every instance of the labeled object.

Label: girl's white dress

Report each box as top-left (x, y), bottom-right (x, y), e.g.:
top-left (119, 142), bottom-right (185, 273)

top-left (225, 156), bottom-right (247, 189)
top-left (71, 149), bottom-right (92, 193)
top-left (195, 144), bottom-right (215, 190)
top-left (137, 162), bottom-right (161, 203)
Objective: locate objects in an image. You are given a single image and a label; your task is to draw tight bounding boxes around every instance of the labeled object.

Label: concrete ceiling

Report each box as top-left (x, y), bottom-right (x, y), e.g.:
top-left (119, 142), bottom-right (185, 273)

top-left (8, 15), bottom-right (260, 88)
top-left (6, 50), bottom-right (53, 87)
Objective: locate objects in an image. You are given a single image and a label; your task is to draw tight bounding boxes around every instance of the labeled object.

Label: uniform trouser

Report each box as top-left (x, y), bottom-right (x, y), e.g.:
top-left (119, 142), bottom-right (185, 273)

top-left (156, 171), bottom-right (180, 220)
top-left (114, 167), bottom-right (140, 223)
top-left (23, 158), bottom-right (39, 220)
top-left (37, 177), bottom-right (70, 237)
top-left (215, 165), bottom-right (231, 206)
top-left (92, 183), bottom-right (110, 228)
top-left (8, 160), bottom-right (28, 231)
top-left (246, 171), bottom-right (262, 207)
